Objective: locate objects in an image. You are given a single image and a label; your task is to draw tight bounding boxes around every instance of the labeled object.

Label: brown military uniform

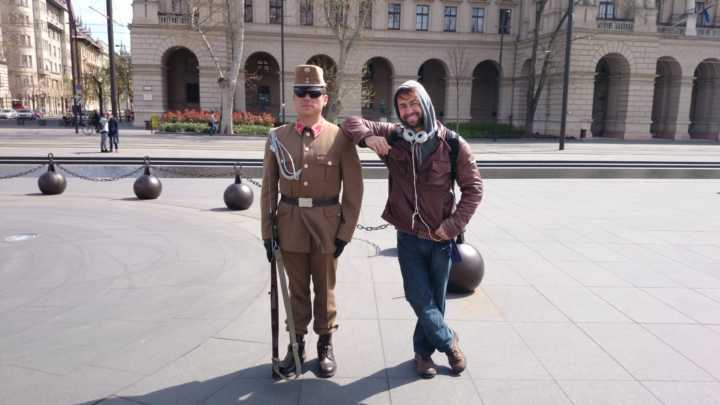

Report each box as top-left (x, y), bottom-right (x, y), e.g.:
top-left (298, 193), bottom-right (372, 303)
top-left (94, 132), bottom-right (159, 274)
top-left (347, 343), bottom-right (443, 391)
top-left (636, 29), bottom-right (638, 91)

top-left (261, 120), bottom-right (363, 336)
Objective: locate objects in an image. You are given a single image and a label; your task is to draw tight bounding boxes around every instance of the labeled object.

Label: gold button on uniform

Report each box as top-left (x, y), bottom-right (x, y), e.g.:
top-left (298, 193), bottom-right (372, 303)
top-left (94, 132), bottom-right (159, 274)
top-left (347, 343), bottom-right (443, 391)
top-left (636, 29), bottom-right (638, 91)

top-left (328, 161), bottom-right (332, 166)
top-left (304, 163), bottom-right (309, 169)
top-left (303, 181), bottom-right (308, 186)
top-left (305, 147), bottom-right (310, 151)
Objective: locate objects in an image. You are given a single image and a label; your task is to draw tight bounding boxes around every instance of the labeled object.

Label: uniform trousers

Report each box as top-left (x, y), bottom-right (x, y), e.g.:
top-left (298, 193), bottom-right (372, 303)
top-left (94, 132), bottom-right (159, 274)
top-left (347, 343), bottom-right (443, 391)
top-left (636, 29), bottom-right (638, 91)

top-left (282, 250), bottom-right (338, 336)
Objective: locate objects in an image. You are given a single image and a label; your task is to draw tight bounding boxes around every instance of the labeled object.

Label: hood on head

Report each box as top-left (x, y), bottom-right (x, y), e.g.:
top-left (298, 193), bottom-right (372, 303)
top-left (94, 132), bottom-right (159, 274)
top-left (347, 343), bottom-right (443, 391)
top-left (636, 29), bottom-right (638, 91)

top-left (393, 80), bottom-right (438, 137)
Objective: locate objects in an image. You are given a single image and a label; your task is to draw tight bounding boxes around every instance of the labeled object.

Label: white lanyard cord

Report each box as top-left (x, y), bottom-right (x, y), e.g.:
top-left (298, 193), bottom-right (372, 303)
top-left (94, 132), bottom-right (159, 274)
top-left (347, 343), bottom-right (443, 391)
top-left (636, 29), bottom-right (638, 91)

top-left (269, 130), bottom-right (303, 181)
top-left (410, 143), bottom-right (442, 242)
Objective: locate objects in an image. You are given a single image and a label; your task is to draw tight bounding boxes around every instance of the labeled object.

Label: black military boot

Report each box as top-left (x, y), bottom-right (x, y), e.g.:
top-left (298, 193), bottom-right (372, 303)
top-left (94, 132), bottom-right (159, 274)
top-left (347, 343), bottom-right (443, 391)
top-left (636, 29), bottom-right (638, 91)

top-left (317, 334), bottom-right (336, 378)
top-left (278, 335), bottom-right (305, 376)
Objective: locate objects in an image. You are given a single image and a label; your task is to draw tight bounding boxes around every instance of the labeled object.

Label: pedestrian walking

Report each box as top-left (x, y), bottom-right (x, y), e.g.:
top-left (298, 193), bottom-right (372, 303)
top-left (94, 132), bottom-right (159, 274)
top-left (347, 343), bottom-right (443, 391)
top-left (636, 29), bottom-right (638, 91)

top-left (108, 113), bottom-right (119, 152)
top-left (99, 113), bottom-right (109, 153)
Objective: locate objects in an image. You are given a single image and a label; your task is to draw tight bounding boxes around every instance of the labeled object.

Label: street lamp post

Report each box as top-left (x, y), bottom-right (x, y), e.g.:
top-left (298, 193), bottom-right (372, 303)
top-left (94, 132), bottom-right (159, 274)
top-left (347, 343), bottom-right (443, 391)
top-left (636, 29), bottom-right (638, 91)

top-left (67, 0), bottom-right (80, 133)
top-left (106, 0), bottom-right (118, 118)
top-left (559, 0), bottom-right (574, 151)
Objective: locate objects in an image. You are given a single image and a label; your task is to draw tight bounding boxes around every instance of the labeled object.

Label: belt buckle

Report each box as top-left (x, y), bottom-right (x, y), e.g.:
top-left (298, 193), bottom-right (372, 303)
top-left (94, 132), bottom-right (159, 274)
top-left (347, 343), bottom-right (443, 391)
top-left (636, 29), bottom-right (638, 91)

top-left (297, 197), bottom-right (313, 208)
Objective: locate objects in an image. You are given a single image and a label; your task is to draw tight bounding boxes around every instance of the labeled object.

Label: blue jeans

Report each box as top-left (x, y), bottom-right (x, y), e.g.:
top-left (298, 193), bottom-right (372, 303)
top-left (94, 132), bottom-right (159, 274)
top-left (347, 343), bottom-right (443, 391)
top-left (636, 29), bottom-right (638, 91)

top-left (397, 231), bottom-right (454, 356)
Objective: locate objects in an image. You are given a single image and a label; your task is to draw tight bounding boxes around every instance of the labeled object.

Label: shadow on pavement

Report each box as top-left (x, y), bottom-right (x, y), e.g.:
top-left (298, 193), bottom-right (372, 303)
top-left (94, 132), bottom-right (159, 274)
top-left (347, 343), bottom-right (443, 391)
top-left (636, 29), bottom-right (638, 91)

top-left (82, 362), bottom-right (421, 405)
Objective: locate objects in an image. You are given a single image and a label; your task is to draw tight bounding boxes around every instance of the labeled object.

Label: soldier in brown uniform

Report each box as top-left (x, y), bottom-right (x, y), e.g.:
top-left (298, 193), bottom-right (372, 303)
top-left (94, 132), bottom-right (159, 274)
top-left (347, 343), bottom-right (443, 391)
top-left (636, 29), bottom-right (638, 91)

top-left (261, 65), bottom-right (363, 378)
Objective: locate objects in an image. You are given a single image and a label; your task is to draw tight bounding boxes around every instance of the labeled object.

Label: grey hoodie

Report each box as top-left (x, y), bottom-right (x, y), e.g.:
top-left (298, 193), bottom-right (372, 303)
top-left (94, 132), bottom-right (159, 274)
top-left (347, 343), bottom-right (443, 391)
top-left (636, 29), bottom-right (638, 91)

top-left (393, 80), bottom-right (441, 167)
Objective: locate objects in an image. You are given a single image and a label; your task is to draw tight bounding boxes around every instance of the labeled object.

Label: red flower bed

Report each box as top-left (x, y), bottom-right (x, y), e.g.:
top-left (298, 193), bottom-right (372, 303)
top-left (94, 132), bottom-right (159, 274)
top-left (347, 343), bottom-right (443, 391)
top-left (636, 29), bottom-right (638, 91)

top-left (162, 109), bottom-right (274, 126)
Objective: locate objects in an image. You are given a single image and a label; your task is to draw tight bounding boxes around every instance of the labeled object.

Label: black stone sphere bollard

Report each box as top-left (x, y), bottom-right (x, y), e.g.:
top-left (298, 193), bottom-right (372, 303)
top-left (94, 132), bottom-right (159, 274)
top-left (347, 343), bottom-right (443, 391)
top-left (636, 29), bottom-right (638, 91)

top-left (448, 235), bottom-right (485, 294)
top-left (134, 162), bottom-right (162, 200)
top-left (38, 154), bottom-right (66, 195)
top-left (224, 172), bottom-right (254, 210)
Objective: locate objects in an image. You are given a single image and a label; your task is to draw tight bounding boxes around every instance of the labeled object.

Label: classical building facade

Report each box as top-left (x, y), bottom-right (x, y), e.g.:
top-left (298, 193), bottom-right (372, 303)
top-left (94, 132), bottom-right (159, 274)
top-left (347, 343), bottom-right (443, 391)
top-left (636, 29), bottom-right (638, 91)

top-left (0, 9), bottom-right (13, 108)
top-left (130, 0), bottom-right (719, 140)
top-left (75, 25), bottom-right (108, 112)
top-left (0, 0), bottom-right (73, 115)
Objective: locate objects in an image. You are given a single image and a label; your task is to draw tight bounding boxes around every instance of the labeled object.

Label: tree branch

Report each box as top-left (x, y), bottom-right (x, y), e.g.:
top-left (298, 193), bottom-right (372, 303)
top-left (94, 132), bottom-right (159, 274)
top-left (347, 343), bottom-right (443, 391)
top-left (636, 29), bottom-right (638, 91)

top-left (191, 5), bottom-right (225, 81)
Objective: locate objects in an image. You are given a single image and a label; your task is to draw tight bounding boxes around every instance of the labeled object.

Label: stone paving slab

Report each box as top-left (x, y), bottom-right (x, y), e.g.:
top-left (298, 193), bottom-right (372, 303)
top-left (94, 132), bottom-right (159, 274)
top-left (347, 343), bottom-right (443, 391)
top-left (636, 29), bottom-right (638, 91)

top-left (1, 176), bottom-right (720, 404)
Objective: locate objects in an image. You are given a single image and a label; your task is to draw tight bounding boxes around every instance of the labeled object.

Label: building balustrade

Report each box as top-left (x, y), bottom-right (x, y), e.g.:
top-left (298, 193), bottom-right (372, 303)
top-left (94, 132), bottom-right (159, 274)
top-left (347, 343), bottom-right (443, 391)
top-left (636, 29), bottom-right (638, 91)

top-left (158, 13), bottom-right (191, 26)
top-left (657, 23), bottom-right (685, 35)
top-left (597, 18), bottom-right (635, 32)
top-left (47, 18), bottom-right (64, 31)
top-left (697, 26), bottom-right (720, 38)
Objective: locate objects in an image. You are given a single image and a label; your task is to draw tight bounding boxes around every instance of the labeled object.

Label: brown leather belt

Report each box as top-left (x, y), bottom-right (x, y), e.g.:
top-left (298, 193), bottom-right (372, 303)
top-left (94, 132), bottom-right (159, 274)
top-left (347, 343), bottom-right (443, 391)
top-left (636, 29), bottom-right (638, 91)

top-left (280, 195), bottom-right (339, 208)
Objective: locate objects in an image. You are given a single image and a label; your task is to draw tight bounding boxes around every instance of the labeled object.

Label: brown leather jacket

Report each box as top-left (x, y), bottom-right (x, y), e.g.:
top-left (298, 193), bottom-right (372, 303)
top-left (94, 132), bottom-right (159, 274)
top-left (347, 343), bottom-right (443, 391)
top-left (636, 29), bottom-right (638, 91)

top-left (342, 117), bottom-right (483, 240)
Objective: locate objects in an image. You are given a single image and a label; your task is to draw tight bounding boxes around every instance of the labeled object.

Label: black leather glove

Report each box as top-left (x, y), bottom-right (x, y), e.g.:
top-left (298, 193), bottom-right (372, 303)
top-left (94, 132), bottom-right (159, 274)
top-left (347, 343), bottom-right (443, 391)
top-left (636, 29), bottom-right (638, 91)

top-left (263, 239), bottom-right (274, 263)
top-left (333, 239), bottom-right (348, 258)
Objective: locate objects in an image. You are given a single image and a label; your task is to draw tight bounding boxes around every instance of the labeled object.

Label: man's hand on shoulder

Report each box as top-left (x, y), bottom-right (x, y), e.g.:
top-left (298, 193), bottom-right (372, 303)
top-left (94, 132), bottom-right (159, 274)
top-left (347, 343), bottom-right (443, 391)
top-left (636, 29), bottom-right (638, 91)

top-left (365, 135), bottom-right (392, 157)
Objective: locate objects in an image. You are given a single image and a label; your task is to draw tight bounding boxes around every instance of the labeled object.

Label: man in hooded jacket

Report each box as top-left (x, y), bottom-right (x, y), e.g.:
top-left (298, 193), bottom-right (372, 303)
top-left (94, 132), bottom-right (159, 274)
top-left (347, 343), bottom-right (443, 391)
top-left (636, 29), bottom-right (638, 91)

top-left (341, 81), bottom-right (483, 378)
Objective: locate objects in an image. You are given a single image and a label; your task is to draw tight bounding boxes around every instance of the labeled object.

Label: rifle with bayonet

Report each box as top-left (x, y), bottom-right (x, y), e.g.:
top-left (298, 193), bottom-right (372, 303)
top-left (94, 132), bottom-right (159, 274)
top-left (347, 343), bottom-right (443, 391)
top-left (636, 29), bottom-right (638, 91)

top-left (270, 211), bottom-right (302, 379)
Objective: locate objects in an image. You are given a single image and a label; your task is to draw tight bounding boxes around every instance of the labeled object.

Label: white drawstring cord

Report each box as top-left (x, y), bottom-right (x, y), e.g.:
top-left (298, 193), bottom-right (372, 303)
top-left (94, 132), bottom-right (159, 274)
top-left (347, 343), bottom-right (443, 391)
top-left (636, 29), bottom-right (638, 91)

top-left (269, 130), bottom-right (303, 181)
top-left (410, 143), bottom-right (442, 242)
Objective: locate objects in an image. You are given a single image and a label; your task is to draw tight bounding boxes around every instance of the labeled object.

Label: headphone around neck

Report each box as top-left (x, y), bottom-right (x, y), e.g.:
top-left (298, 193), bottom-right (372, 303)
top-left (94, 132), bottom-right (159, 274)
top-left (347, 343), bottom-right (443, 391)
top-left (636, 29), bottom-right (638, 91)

top-left (401, 127), bottom-right (430, 144)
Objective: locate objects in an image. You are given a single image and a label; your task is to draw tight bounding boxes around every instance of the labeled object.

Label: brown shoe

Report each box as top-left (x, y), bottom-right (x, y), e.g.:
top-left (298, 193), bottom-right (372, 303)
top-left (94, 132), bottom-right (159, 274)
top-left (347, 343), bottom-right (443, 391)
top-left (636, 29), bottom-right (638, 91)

top-left (445, 331), bottom-right (466, 374)
top-left (414, 353), bottom-right (437, 379)
top-left (317, 334), bottom-right (336, 378)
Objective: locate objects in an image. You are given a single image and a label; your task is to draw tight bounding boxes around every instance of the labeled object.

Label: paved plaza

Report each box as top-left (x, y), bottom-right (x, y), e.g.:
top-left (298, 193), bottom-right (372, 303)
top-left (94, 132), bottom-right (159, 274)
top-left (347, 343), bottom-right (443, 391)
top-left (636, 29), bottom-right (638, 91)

top-left (1, 127), bottom-right (720, 404)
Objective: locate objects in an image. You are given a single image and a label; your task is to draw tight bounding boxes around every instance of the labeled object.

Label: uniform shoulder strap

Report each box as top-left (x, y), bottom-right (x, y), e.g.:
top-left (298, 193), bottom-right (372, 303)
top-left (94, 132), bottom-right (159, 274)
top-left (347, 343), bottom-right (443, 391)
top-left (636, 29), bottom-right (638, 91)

top-left (445, 129), bottom-right (460, 183)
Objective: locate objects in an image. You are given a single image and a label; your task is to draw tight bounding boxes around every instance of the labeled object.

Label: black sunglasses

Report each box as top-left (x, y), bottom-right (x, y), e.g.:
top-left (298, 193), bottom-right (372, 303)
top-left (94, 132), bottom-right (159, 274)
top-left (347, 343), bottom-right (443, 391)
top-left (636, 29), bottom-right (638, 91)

top-left (293, 88), bottom-right (325, 98)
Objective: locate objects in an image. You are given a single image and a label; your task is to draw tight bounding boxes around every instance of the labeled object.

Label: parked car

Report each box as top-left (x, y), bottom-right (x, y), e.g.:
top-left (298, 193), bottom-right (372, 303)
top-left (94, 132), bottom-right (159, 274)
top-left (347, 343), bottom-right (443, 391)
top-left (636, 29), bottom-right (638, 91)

top-left (0, 108), bottom-right (17, 119)
top-left (16, 109), bottom-right (35, 119)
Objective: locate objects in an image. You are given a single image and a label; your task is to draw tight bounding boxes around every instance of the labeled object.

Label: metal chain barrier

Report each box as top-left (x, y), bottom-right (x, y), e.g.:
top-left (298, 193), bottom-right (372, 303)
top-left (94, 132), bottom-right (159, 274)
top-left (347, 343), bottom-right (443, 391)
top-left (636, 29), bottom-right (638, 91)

top-left (356, 223), bottom-right (391, 231)
top-left (4, 156), bottom-right (390, 231)
top-left (0, 165), bottom-right (44, 180)
top-left (150, 165), bottom-right (236, 179)
top-left (56, 164), bottom-right (145, 182)
top-left (241, 175), bottom-right (263, 188)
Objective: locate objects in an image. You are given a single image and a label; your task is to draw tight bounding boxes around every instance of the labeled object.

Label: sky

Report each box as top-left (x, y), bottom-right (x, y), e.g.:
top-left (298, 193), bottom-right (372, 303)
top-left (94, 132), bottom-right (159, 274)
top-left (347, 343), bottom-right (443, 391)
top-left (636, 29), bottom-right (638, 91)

top-left (73, 0), bottom-right (132, 51)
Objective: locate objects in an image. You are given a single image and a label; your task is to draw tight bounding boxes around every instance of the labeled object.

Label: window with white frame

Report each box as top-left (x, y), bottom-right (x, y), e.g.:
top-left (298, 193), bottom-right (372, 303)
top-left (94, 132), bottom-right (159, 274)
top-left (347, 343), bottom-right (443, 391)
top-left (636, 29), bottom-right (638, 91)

top-left (598, 1), bottom-right (615, 19)
top-left (269, 0), bottom-right (283, 24)
top-left (416, 4), bottom-right (429, 31)
top-left (245, 0), bottom-right (253, 23)
top-left (171, 0), bottom-right (186, 14)
top-left (444, 6), bottom-right (457, 32)
top-left (300, 0), bottom-right (313, 26)
top-left (363, 0), bottom-right (372, 29)
top-left (388, 3), bottom-right (401, 30)
top-left (499, 8), bottom-right (511, 34)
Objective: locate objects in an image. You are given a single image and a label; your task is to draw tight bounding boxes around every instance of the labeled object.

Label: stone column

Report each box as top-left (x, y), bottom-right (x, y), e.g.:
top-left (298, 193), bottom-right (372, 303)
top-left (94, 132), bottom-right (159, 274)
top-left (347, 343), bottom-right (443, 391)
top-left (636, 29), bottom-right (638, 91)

top-left (486, 1), bottom-right (499, 34)
top-left (445, 77), bottom-right (472, 125)
top-left (282, 69), bottom-right (296, 122)
top-left (337, 73), bottom-right (363, 120)
top-left (403, 0), bottom-right (415, 31)
top-left (670, 76), bottom-right (693, 140)
top-left (685, 0), bottom-right (697, 35)
top-left (132, 64), bottom-right (165, 126)
top-left (497, 76), bottom-right (513, 124)
top-left (257, 0), bottom-right (269, 24)
top-left (622, 72), bottom-right (655, 140)
top-left (569, 71), bottom-right (598, 138)
top-left (199, 66), bottom-right (221, 112)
